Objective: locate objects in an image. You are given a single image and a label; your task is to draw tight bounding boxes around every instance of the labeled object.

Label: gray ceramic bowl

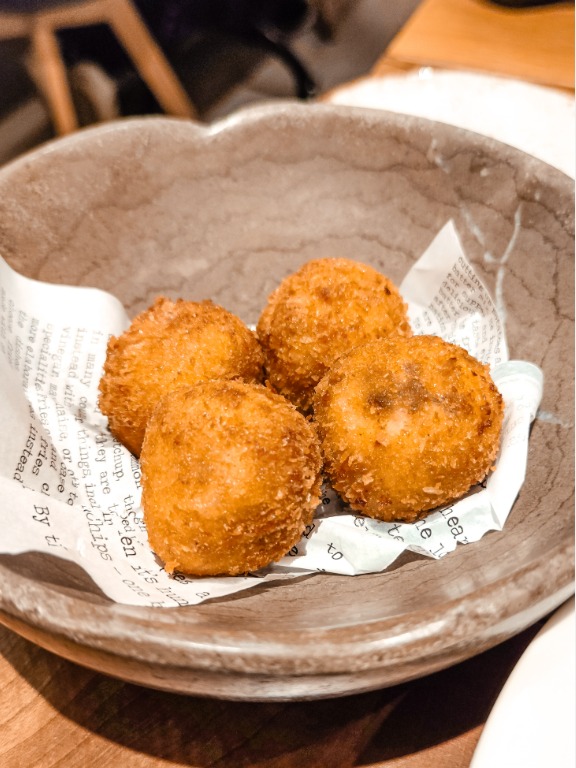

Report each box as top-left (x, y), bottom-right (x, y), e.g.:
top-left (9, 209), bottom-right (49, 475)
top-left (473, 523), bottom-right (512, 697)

top-left (0, 104), bottom-right (573, 701)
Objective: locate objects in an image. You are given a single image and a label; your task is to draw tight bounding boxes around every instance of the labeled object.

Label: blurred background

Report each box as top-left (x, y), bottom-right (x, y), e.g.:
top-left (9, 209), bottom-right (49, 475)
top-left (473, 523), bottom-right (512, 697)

top-left (0, 0), bottom-right (423, 165)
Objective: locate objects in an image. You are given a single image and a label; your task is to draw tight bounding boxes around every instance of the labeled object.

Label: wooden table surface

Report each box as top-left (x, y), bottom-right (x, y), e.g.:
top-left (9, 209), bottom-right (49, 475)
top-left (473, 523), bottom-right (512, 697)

top-left (0, 617), bottom-right (547, 767)
top-left (0, 1), bottom-right (573, 766)
top-left (377, 0), bottom-right (574, 89)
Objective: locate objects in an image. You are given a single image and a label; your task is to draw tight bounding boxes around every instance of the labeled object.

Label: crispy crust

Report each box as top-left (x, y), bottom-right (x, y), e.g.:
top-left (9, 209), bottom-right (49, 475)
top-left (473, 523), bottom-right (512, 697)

top-left (98, 297), bottom-right (264, 456)
top-left (257, 258), bottom-right (411, 412)
top-left (140, 380), bottom-right (323, 576)
top-left (314, 335), bottom-right (504, 522)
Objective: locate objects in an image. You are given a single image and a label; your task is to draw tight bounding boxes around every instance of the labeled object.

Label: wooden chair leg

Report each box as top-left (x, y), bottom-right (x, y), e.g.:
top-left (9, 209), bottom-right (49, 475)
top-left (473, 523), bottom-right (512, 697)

top-left (28, 22), bottom-right (79, 135)
top-left (106, 0), bottom-right (198, 120)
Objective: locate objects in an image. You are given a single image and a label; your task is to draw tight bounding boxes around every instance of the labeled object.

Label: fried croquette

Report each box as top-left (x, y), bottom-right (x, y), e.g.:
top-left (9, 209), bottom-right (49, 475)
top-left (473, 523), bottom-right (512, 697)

top-left (140, 380), bottom-right (322, 576)
top-left (257, 258), bottom-right (411, 412)
top-left (314, 335), bottom-right (504, 523)
top-left (98, 297), bottom-right (264, 456)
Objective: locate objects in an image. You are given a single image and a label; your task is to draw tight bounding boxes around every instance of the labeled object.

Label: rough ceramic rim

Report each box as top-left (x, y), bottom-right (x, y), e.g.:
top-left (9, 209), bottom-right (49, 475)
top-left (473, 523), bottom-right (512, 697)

top-left (0, 542), bottom-right (573, 677)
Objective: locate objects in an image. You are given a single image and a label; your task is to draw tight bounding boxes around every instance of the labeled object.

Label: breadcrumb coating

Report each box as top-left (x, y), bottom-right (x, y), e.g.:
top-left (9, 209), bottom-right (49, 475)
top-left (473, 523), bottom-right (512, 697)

top-left (314, 335), bottom-right (504, 522)
top-left (98, 297), bottom-right (263, 456)
top-left (140, 380), bottom-right (322, 576)
top-left (257, 258), bottom-right (411, 412)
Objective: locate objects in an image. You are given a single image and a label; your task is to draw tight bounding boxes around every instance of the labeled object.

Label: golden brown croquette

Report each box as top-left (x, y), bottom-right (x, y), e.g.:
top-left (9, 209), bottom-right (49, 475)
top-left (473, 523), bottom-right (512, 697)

top-left (313, 335), bottom-right (504, 522)
top-left (257, 258), bottom-right (411, 412)
top-left (140, 380), bottom-right (323, 576)
top-left (98, 297), bottom-right (263, 456)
